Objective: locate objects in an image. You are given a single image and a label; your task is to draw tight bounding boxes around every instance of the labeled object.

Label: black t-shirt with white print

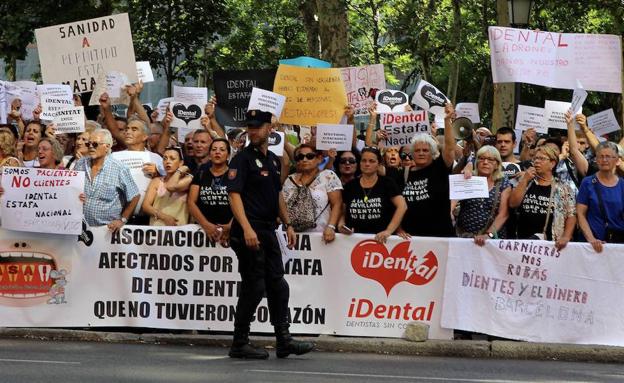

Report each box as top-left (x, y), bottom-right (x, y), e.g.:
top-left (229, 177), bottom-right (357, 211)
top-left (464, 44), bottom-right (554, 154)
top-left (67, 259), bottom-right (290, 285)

top-left (343, 176), bottom-right (401, 234)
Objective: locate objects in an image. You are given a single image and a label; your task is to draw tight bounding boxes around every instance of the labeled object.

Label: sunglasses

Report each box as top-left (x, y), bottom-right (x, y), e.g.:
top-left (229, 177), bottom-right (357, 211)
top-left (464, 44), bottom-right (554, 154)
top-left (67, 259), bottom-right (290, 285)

top-left (399, 152), bottom-right (412, 160)
top-left (340, 157), bottom-right (357, 165)
top-left (295, 152), bottom-right (317, 162)
top-left (165, 145), bottom-right (185, 160)
top-left (85, 141), bottom-right (104, 148)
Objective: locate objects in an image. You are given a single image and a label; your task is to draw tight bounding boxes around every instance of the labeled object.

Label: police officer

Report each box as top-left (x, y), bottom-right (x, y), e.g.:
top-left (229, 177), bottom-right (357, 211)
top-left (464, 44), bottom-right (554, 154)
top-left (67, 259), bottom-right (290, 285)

top-left (226, 109), bottom-right (314, 359)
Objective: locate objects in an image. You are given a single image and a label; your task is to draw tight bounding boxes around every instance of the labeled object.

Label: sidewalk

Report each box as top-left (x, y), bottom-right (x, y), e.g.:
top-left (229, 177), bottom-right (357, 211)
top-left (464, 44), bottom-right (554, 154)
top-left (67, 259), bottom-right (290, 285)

top-left (1, 328), bottom-right (623, 364)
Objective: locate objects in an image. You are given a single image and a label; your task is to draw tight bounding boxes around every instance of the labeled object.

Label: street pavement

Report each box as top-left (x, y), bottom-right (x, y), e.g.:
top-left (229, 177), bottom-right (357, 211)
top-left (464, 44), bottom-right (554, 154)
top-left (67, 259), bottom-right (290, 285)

top-left (2, 338), bottom-right (624, 383)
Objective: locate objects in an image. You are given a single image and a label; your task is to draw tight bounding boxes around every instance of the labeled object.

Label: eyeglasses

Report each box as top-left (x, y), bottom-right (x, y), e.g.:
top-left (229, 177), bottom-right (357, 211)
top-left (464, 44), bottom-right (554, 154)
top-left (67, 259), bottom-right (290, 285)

top-left (294, 152), bottom-right (317, 162)
top-left (596, 155), bottom-right (618, 161)
top-left (533, 155), bottom-right (551, 162)
top-left (339, 157), bottom-right (357, 165)
top-left (165, 145), bottom-right (185, 160)
top-left (400, 152), bottom-right (412, 160)
top-left (85, 141), bottom-right (104, 148)
top-left (477, 157), bottom-right (498, 163)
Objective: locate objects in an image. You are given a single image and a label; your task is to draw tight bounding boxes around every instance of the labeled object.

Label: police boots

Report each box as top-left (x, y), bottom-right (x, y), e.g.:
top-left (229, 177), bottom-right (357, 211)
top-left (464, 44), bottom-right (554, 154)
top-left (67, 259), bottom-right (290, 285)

top-left (229, 327), bottom-right (269, 359)
top-left (274, 325), bottom-right (315, 358)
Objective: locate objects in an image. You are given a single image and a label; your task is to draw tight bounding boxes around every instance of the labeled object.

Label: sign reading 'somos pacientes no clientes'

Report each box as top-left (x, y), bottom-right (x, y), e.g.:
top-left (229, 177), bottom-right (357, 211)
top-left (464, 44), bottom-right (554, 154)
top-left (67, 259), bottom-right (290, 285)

top-left (35, 13), bottom-right (138, 94)
top-left (0, 167), bottom-right (85, 235)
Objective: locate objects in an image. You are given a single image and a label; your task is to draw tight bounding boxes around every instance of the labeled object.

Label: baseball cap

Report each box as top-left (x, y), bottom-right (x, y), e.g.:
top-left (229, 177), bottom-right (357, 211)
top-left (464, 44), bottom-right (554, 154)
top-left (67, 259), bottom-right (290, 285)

top-left (245, 109), bottom-right (272, 128)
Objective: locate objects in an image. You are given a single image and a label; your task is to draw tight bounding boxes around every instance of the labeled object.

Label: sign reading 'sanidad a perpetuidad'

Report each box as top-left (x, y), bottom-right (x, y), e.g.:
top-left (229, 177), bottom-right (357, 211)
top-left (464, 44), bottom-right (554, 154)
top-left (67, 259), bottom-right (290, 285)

top-left (35, 13), bottom-right (138, 94)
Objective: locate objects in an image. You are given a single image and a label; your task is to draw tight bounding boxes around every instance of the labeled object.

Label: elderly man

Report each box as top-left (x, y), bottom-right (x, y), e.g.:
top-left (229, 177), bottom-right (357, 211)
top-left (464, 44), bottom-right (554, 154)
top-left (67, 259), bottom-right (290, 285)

top-left (75, 129), bottom-right (140, 231)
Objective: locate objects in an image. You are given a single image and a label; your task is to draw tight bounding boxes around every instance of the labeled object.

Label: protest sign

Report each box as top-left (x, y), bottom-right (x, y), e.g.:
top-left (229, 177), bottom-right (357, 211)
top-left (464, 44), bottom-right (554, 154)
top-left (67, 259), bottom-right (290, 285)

top-left (340, 64), bottom-right (386, 115)
top-left (273, 65), bottom-right (348, 126)
top-left (375, 90), bottom-right (409, 113)
top-left (173, 86), bottom-right (208, 105)
top-left (543, 100), bottom-right (578, 130)
top-left (35, 13), bottom-right (138, 93)
top-left (213, 69), bottom-right (277, 129)
top-left (316, 124), bottom-right (353, 151)
top-left (37, 84), bottom-right (74, 121)
top-left (489, 27), bottom-right (622, 93)
top-left (448, 175), bottom-right (489, 200)
top-left (247, 87), bottom-right (285, 118)
top-left (110, 151), bottom-right (152, 216)
top-left (570, 86), bottom-right (587, 116)
top-left (515, 105), bottom-right (546, 133)
top-left (52, 106), bottom-right (85, 134)
top-left (155, 97), bottom-right (174, 122)
top-left (455, 103), bottom-right (480, 123)
top-left (5, 81), bottom-right (38, 122)
top-left (442, 239), bottom-right (624, 346)
top-left (136, 61), bottom-right (154, 83)
top-left (88, 71), bottom-right (131, 106)
top-left (380, 111), bottom-right (429, 146)
top-left (587, 109), bottom-right (621, 136)
top-left (279, 56), bottom-right (331, 68)
top-left (170, 102), bottom-right (204, 141)
top-left (412, 80), bottom-right (449, 116)
top-left (0, 167), bottom-right (84, 235)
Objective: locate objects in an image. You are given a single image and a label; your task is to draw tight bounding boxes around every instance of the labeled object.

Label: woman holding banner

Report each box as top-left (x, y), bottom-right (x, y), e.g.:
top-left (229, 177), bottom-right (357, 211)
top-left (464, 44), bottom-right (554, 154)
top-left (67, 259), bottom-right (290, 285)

top-left (339, 146), bottom-right (408, 243)
top-left (454, 146), bottom-right (511, 245)
top-left (143, 146), bottom-right (192, 226)
top-left (576, 141), bottom-right (624, 252)
top-left (509, 146), bottom-right (576, 250)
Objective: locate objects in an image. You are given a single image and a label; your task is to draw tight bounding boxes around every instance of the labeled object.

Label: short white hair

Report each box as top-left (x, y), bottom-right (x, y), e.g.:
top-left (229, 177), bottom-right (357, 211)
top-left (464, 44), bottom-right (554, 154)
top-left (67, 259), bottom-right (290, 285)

top-left (91, 129), bottom-right (113, 154)
top-left (411, 133), bottom-right (440, 159)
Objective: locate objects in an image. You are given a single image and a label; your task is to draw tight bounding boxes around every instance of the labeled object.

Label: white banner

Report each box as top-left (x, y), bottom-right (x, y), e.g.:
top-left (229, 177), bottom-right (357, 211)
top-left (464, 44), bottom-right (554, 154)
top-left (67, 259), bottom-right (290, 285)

top-left (489, 27), bottom-right (622, 93)
top-left (340, 64), bottom-right (386, 115)
top-left (37, 84), bottom-right (74, 121)
top-left (0, 167), bottom-right (84, 235)
top-left (442, 239), bottom-right (624, 346)
top-left (35, 13), bottom-right (138, 93)
top-left (0, 227), bottom-right (452, 340)
top-left (380, 111), bottom-right (429, 147)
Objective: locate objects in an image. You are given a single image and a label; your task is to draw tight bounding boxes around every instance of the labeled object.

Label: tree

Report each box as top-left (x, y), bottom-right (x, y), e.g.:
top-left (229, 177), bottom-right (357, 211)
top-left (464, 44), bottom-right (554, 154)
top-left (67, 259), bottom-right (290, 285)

top-left (125, 0), bottom-right (230, 94)
top-left (317, 0), bottom-right (350, 66)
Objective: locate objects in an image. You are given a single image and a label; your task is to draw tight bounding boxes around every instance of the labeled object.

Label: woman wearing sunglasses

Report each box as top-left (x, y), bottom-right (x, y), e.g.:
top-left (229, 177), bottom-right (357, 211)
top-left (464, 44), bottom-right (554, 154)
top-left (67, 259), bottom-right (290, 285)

top-left (509, 145), bottom-right (576, 249)
top-left (142, 146), bottom-right (192, 226)
top-left (340, 146), bottom-right (407, 243)
top-left (334, 150), bottom-right (360, 186)
top-left (283, 144), bottom-right (342, 243)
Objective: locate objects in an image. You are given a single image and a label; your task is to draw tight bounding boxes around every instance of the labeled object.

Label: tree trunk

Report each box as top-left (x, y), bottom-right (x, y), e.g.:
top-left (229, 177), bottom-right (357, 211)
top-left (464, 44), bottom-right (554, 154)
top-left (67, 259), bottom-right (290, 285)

top-left (478, 76), bottom-right (489, 115)
top-left (492, 0), bottom-right (515, 132)
top-left (6, 56), bottom-right (17, 81)
top-left (316, 0), bottom-right (349, 67)
top-left (446, 0), bottom-right (462, 103)
top-left (300, 0), bottom-right (320, 57)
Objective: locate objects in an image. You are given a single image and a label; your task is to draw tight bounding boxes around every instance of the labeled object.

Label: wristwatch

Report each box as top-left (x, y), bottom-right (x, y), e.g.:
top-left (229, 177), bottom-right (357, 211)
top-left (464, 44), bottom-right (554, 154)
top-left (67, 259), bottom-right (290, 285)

top-left (120, 217), bottom-right (128, 224)
top-left (487, 232), bottom-right (495, 239)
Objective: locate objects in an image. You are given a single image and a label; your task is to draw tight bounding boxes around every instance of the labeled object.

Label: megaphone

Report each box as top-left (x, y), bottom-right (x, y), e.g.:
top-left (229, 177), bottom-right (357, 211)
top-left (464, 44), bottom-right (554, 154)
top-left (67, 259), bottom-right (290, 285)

top-left (451, 117), bottom-right (474, 140)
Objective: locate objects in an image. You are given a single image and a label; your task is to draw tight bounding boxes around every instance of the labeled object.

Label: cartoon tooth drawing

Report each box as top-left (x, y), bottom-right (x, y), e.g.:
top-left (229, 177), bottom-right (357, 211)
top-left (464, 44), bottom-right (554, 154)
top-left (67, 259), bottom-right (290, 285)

top-left (47, 269), bottom-right (68, 304)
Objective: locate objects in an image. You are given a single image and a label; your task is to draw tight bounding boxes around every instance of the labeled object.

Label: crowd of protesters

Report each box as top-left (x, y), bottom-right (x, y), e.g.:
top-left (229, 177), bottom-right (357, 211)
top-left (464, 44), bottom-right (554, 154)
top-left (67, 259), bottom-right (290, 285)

top-left (1, 83), bottom-right (623, 254)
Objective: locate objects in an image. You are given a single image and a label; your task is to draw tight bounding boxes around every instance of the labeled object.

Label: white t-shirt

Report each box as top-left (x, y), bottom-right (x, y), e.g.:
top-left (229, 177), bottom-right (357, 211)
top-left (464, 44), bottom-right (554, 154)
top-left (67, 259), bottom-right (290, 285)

top-left (283, 169), bottom-right (343, 232)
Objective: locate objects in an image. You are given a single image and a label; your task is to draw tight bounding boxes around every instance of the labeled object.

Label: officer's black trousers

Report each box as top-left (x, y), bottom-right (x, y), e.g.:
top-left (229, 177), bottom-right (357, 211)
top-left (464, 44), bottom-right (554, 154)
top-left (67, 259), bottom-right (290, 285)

top-left (230, 228), bottom-right (289, 330)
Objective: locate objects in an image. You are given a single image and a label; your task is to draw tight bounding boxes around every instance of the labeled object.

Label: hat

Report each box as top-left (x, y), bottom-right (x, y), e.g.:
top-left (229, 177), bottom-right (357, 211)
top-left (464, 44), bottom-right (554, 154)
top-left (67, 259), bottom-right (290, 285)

top-left (245, 110), bottom-right (272, 128)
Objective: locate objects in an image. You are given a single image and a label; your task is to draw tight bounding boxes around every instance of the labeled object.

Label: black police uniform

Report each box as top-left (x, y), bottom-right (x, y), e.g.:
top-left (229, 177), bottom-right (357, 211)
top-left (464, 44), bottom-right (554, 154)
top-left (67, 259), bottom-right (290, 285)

top-left (226, 144), bottom-right (289, 329)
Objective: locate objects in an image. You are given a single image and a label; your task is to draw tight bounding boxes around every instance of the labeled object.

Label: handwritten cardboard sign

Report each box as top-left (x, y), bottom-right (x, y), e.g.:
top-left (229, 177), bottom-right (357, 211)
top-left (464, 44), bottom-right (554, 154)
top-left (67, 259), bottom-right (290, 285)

top-left (340, 64), bottom-right (386, 116)
top-left (0, 167), bottom-right (85, 235)
top-left (489, 26), bottom-right (622, 93)
top-left (35, 13), bottom-right (138, 93)
top-left (316, 124), bottom-right (353, 151)
top-left (273, 65), bottom-right (347, 126)
top-left (380, 111), bottom-right (429, 146)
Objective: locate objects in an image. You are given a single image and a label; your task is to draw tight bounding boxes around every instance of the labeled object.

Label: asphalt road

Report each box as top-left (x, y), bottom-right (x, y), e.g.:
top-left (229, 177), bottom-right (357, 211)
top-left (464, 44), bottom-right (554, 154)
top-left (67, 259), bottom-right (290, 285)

top-left (1, 339), bottom-right (624, 383)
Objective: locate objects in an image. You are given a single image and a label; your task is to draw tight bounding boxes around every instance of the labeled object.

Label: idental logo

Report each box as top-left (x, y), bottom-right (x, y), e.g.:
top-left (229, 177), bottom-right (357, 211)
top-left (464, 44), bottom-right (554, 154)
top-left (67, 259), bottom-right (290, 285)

top-left (350, 240), bottom-right (438, 296)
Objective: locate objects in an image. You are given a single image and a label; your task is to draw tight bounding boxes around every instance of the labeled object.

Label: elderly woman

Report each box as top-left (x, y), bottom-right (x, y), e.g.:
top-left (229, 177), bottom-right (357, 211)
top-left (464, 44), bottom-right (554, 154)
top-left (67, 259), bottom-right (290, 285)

top-left (397, 103), bottom-right (456, 237)
top-left (340, 146), bottom-right (407, 243)
top-left (455, 146), bottom-right (511, 245)
top-left (509, 145), bottom-right (576, 250)
top-left (143, 146), bottom-right (192, 226)
top-left (576, 141), bottom-right (624, 252)
top-left (37, 137), bottom-right (65, 170)
top-left (283, 144), bottom-right (343, 243)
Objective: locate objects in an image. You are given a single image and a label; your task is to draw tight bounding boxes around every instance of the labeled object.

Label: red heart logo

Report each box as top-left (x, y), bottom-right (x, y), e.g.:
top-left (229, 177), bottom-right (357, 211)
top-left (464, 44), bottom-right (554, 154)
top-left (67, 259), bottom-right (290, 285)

top-left (350, 240), bottom-right (439, 296)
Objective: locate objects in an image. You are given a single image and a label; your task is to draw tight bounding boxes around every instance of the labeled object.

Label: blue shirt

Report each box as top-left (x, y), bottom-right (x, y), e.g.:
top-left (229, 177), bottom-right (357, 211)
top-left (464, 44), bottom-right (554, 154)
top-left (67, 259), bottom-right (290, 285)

top-left (75, 156), bottom-right (140, 226)
top-left (577, 176), bottom-right (624, 241)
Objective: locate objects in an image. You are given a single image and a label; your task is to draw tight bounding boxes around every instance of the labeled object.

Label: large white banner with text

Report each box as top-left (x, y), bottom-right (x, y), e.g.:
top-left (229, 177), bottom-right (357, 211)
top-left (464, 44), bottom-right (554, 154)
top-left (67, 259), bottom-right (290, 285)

top-left (489, 27), bottom-right (622, 93)
top-left (442, 239), bottom-right (624, 346)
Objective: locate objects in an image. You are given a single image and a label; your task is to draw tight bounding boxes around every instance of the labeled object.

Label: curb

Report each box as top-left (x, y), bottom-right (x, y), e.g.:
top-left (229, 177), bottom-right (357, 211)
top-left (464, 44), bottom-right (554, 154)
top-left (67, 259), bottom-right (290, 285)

top-left (1, 328), bottom-right (623, 363)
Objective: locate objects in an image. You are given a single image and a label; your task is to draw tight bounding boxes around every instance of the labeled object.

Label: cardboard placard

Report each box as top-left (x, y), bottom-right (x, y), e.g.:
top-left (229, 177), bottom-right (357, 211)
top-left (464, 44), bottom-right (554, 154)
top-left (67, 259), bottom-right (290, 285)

top-left (136, 61), bottom-right (154, 83)
top-left (247, 87), bottom-right (285, 118)
top-left (52, 106), bottom-right (85, 134)
top-left (455, 103), bottom-right (480, 123)
top-left (412, 80), bottom-right (449, 116)
top-left (279, 56), bottom-right (331, 68)
top-left (375, 89), bottom-right (409, 113)
top-left (37, 84), bottom-right (74, 121)
top-left (515, 105), bottom-right (546, 133)
top-left (273, 65), bottom-right (348, 126)
top-left (155, 97), bottom-right (174, 122)
top-left (542, 100), bottom-right (579, 130)
top-left (35, 13), bottom-right (138, 93)
top-left (380, 111), bottom-right (429, 147)
top-left (340, 64), bottom-right (386, 116)
top-left (316, 124), bottom-right (353, 151)
top-left (587, 109), bottom-right (621, 136)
